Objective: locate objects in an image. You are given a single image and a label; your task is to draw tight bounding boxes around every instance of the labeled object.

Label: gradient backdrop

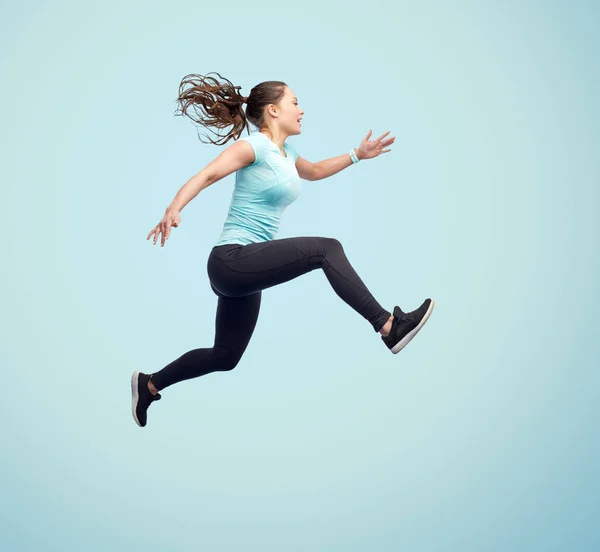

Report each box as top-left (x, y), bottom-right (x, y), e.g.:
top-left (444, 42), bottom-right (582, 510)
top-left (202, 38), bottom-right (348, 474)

top-left (1, 0), bottom-right (599, 550)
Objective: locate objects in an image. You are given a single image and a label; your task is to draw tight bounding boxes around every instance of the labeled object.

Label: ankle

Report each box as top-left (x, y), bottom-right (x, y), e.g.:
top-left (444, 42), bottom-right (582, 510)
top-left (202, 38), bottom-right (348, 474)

top-left (148, 379), bottom-right (159, 395)
top-left (379, 315), bottom-right (394, 337)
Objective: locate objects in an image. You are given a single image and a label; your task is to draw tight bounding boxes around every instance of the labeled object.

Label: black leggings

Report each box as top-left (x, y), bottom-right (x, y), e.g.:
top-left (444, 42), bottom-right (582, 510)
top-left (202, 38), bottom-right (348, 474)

top-left (150, 237), bottom-right (391, 390)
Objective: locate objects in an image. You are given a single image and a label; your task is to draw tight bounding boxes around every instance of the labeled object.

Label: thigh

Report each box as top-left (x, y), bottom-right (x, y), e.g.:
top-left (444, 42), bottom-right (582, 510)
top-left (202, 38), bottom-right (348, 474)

top-left (232, 236), bottom-right (328, 267)
top-left (213, 291), bottom-right (262, 360)
top-left (216, 236), bottom-right (330, 296)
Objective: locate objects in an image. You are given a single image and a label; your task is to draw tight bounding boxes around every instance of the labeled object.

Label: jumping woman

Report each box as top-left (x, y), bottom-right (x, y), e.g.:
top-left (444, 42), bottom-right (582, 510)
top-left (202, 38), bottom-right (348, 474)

top-left (132, 72), bottom-right (435, 427)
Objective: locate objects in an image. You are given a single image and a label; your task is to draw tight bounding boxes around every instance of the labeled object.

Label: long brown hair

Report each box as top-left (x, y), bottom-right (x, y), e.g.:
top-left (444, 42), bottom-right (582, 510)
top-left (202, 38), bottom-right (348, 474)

top-left (174, 72), bottom-right (287, 146)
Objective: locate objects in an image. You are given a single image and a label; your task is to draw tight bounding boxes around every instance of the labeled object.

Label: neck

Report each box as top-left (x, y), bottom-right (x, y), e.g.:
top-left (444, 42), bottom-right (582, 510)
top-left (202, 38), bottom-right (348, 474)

top-left (259, 128), bottom-right (289, 149)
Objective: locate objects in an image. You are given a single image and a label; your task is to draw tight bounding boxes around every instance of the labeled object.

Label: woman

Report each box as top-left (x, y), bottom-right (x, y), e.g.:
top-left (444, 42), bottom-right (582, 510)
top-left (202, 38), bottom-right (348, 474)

top-left (132, 72), bottom-right (435, 427)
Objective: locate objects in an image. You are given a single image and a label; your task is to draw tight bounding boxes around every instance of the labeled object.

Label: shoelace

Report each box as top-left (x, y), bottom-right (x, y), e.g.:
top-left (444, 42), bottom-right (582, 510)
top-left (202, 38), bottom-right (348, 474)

top-left (396, 311), bottom-right (413, 324)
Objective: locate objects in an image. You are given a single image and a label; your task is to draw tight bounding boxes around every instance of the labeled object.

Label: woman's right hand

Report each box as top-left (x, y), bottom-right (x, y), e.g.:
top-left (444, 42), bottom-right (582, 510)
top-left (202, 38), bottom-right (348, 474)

top-left (147, 208), bottom-right (181, 247)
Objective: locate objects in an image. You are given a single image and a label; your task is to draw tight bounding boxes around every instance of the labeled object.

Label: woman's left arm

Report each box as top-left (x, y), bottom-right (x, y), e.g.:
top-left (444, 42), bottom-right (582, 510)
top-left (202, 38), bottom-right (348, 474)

top-left (296, 129), bottom-right (395, 181)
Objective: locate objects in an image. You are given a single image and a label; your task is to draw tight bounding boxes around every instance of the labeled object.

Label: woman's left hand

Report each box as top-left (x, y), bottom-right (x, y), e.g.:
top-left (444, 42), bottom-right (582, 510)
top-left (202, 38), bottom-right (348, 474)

top-left (357, 129), bottom-right (395, 160)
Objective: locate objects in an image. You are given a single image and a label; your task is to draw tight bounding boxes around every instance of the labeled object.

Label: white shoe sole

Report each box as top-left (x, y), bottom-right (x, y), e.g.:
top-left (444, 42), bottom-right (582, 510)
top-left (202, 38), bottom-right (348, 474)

top-left (131, 371), bottom-right (142, 427)
top-left (390, 299), bottom-right (435, 354)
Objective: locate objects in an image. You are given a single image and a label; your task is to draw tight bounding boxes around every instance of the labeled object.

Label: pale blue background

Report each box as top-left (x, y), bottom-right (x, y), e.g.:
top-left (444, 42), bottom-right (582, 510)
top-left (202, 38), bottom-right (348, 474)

top-left (1, 0), bottom-right (599, 550)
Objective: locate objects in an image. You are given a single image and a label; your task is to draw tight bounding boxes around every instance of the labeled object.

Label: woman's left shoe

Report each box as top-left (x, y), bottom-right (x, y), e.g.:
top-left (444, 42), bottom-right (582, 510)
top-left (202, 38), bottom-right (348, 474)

top-left (131, 371), bottom-right (161, 427)
top-left (381, 299), bottom-right (435, 354)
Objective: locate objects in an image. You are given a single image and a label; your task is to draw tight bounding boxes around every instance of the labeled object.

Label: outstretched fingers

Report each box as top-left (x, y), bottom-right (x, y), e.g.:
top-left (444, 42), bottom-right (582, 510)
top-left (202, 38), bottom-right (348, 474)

top-left (160, 223), bottom-right (171, 246)
top-left (147, 225), bottom-right (164, 245)
top-left (375, 130), bottom-right (391, 143)
top-left (147, 226), bottom-right (158, 242)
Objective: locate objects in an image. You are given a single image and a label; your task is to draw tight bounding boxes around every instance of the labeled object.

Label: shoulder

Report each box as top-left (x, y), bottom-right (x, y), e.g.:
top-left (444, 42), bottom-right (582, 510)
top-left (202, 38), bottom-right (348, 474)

top-left (237, 132), bottom-right (269, 166)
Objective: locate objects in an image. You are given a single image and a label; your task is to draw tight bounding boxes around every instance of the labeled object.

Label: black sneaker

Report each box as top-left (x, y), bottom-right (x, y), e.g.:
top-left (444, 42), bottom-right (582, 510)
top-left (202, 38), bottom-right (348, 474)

top-left (381, 299), bottom-right (435, 354)
top-left (131, 371), bottom-right (161, 427)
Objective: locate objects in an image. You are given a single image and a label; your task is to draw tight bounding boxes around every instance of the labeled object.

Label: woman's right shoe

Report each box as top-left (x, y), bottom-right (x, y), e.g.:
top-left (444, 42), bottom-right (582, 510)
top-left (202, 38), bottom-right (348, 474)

top-left (381, 298), bottom-right (435, 354)
top-left (131, 371), bottom-right (161, 427)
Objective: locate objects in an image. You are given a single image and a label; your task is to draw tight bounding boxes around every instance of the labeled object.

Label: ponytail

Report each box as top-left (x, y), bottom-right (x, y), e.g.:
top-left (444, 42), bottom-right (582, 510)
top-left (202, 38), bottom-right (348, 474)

top-left (174, 72), bottom-right (287, 146)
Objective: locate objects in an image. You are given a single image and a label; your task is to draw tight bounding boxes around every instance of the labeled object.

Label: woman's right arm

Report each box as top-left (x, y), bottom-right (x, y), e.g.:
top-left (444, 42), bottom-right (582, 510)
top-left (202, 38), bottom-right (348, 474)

top-left (168, 139), bottom-right (255, 212)
top-left (147, 140), bottom-right (255, 246)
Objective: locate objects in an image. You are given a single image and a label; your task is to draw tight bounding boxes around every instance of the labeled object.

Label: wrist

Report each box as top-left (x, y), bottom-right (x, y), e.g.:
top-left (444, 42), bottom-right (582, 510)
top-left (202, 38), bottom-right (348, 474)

top-left (349, 147), bottom-right (360, 164)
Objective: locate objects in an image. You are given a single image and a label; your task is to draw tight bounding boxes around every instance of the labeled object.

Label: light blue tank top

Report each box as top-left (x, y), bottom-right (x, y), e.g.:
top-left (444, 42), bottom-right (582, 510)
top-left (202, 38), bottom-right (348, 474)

top-left (214, 132), bottom-right (303, 246)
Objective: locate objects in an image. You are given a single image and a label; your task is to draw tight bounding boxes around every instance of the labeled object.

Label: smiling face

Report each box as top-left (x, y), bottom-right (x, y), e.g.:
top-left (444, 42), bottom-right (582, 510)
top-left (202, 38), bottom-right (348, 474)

top-left (266, 86), bottom-right (304, 136)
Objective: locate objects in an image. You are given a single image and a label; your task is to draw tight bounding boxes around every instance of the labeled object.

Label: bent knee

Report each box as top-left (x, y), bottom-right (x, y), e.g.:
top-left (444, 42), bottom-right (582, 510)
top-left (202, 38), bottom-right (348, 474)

top-left (318, 237), bottom-right (343, 251)
top-left (212, 347), bottom-right (243, 372)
